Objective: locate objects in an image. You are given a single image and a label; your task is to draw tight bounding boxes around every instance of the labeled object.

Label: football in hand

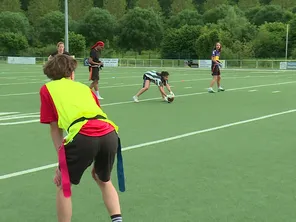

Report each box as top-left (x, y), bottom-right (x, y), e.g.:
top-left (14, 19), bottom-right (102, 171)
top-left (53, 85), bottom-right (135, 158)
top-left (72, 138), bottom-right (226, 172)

top-left (167, 95), bottom-right (174, 103)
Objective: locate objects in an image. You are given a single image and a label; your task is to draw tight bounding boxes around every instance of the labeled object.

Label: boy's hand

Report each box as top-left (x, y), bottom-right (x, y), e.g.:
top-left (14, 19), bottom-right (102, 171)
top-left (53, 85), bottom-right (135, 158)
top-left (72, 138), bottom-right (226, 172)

top-left (169, 91), bottom-right (175, 97)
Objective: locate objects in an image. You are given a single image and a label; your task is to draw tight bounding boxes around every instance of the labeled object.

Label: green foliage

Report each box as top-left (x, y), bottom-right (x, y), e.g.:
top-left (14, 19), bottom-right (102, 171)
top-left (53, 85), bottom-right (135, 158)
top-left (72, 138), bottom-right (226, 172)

top-left (117, 7), bottom-right (164, 54)
top-left (158, 0), bottom-right (173, 17)
top-left (291, 48), bottom-right (296, 59)
top-left (253, 22), bottom-right (286, 58)
top-left (238, 0), bottom-right (260, 10)
top-left (171, 0), bottom-right (195, 15)
top-left (217, 6), bottom-right (257, 43)
top-left (270, 0), bottom-right (296, 10)
top-left (37, 11), bottom-right (66, 45)
top-left (203, 4), bottom-right (231, 24)
top-left (137, 0), bottom-right (162, 12)
top-left (68, 32), bottom-right (86, 57)
top-left (167, 10), bottom-right (203, 28)
top-left (27, 0), bottom-right (60, 24)
top-left (79, 8), bottom-right (117, 45)
top-left (0, 0), bottom-right (21, 12)
top-left (0, 12), bottom-right (30, 37)
top-left (0, 32), bottom-right (29, 55)
top-left (195, 28), bottom-right (220, 58)
top-left (250, 5), bottom-right (293, 25)
top-left (161, 25), bottom-right (202, 58)
top-left (68, 0), bottom-right (93, 20)
top-left (203, 0), bottom-right (229, 11)
top-left (2, 0), bottom-right (295, 59)
top-left (104, 0), bottom-right (127, 19)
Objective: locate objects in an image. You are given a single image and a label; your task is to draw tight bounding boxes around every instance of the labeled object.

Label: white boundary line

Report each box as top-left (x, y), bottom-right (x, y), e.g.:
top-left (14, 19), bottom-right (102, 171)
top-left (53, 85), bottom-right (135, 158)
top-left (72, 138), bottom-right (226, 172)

top-left (0, 74), bottom-right (295, 97)
top-left (0, 80), bottom-right (296, 126)
top-left (1, 108), bottom-right (295, 180)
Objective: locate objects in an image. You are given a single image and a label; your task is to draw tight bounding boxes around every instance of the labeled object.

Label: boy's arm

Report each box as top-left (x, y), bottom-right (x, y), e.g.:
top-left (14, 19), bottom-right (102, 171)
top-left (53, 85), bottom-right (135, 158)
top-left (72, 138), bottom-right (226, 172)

top-left (165, 83), bottom-right (174, 96)
top-left (158, 85), bottom-right (167, 98)
top-left (50, 122), bottom-right (64, 152)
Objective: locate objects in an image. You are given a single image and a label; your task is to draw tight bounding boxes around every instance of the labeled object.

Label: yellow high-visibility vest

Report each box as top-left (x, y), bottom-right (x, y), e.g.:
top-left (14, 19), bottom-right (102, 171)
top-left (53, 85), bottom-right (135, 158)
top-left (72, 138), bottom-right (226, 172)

top-left (45, 78), bottom-right (118, 144)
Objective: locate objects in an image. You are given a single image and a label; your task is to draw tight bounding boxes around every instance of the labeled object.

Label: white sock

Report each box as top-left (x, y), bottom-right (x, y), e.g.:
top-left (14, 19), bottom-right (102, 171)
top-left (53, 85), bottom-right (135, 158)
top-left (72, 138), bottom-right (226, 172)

top-left (95, 91), bottom-right (99, 97)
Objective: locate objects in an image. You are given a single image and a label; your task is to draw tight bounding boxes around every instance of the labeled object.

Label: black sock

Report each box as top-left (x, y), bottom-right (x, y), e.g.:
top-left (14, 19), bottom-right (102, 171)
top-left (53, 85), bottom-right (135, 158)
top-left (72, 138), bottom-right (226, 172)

top-left (111, 214), bottom-right (122, 222)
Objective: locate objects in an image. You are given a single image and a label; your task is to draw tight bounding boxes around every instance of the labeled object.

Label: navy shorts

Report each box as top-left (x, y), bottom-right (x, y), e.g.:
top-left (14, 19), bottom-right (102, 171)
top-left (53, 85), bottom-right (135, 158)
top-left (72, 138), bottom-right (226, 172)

top-left (211, 63), bottom-right (221, 76)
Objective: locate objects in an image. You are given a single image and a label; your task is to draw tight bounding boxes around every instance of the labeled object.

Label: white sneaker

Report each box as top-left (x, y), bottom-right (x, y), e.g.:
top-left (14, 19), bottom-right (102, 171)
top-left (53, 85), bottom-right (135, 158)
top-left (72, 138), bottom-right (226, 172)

top-left (98, 96), bottom-right (104, 100)
top-left (208, 88), bottom-right (215, 93)
top-left (133, 96), bottom-right (139, 102)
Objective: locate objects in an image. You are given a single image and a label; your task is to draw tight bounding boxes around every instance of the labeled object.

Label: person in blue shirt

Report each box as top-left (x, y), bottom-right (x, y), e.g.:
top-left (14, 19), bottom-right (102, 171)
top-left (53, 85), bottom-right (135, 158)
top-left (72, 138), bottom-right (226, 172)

top-left (208, 42), bottom-right (225, 93)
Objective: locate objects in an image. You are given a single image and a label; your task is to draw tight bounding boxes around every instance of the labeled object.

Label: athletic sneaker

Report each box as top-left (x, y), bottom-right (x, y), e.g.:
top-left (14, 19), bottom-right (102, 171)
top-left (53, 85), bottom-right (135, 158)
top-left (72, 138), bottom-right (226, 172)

top-left (218, 87), bottom-right (225, 92)
top-left (133, 96), bottom-right (139, 102)
top-left (208, 88), bottom-right (215, 93)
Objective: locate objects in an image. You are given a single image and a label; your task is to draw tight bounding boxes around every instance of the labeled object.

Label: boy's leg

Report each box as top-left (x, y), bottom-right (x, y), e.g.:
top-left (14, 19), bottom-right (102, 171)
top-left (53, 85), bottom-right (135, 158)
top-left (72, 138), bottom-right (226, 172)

top-left (58, 134), bottom-right (97, 221)
top-left (92, 131), bottom-right (122, 221)
top-left (56, 186), bottom-right (72, 222)
top-left (133, 79), bottom-right (150, 102)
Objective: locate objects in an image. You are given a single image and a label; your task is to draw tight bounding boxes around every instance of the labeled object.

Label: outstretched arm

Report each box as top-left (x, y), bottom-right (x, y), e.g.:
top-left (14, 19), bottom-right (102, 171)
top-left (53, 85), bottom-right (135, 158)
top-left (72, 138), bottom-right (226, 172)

top-left (50, 122), bottom-right (64, 152)
top-left (158, 85), bottom-right (168, 98)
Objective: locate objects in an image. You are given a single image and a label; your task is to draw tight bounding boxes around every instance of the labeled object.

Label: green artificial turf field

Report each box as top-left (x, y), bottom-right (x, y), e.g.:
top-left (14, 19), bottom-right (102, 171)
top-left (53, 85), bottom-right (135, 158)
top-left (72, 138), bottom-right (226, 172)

top-left (0, 63), bottom-right (295, 222)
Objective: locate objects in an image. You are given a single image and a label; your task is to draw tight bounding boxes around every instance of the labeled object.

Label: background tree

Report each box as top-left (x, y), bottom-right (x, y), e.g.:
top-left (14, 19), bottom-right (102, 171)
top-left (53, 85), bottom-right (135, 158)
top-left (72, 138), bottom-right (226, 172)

top-left (79, 8), bottom-right (117, 46)
top-left (104, 0), bottom-right (127, 19)
top-left (167, 10), bottom-right (203, 28)
top-left (171, 0), bottom-right (195, 15)
top-left (0, 0), bottom-right (21, 12)
top-left (68, 32), bottom-right (86, 57)
top-left (195, 28), bottom-right (220, 58)
top-left (0, 32), bottom-right (29, 55)
top-left (0, 12), bottom-right (30, 37)
top-left (68, 0), bottom-right (93, 20)
top-left (27, 0), bottom-right (60, 24)
top-left (253, 22), bottom-right (286, 58)
top-left (161, 25), bottom-right (202, 58)
top-left (117, 7), bottom-right (164, 54)
top-left (37, 11), bottom-right (66, 45)
top-left (136, 0), bottom-right (162, 12)
top-left (203, 0), bottom-right (228, 11)
top-left (237, 0), bottom-right (260, 10)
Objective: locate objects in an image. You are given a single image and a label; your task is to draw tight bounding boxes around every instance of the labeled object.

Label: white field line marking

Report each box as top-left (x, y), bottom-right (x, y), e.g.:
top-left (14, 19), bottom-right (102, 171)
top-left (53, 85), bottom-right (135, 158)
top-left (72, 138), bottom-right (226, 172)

top-left (272, 91), bottom-right (281, 93)
top-left (0, 115), bottom-right (39, 121)
top-left (248, 89), bottom-right (258, 92)
top-left (0, 75), bottom-right (243, 87)
top-left (0, 112), bottom-right (19, 116)
top-left (184, 87), bottom-right (193, 89)
top-left (1, 108), bottom-right (295, 180)
top-left (0, 74), bottom-right (294, 97)
top-left (0, 80), bottom-right (296, 126)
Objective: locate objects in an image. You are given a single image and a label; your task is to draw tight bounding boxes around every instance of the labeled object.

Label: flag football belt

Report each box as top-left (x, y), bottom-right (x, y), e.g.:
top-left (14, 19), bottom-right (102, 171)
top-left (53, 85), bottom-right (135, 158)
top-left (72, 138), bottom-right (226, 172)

top-left (67, 115), bottom-right (106, 132)
top-left (60, 115), bottom-right (126, 198)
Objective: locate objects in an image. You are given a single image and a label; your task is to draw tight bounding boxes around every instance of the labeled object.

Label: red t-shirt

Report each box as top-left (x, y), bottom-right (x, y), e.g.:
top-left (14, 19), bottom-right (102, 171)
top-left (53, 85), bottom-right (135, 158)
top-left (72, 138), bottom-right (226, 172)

top-left (39, 85), bottom-right (115, 137)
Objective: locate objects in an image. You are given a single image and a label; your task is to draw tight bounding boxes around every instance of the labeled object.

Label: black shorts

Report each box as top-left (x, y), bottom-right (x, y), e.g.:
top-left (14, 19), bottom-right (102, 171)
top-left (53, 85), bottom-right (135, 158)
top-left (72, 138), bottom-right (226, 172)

top-left (89, 66), bottom-right (100, 81)
top-left (211, 63), bottom-right (221, 76)
top-left (142, 75), bottom-right (151, 87)
top-left (63, 130), bottom-right (118, 185)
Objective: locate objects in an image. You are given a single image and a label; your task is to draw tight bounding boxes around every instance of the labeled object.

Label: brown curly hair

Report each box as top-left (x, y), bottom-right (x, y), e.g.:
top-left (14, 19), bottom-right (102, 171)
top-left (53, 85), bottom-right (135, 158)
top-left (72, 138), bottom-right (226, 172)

top-left (43, 54), bottom-right (77, 80)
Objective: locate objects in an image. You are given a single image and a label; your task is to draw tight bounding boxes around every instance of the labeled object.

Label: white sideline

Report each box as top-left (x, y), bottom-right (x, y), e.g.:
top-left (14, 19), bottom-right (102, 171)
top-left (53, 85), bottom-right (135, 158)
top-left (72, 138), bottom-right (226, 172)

top-left (0, 73), bottom-right (294, 94)
top-left (0, 108), bottom-right (295, 180)
top-left (0, 80), bottom-right (296, 126)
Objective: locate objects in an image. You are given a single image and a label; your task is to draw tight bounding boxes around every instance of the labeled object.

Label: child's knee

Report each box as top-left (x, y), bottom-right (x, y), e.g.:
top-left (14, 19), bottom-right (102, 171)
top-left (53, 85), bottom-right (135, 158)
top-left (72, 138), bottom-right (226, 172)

top-left (143, 86), bottom-right (149, 91)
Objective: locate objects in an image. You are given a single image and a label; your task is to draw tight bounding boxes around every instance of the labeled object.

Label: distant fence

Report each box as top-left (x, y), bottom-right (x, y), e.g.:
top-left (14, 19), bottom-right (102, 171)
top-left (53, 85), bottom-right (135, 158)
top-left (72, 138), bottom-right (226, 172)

top-left (0, 56), bottom-right (296, 70)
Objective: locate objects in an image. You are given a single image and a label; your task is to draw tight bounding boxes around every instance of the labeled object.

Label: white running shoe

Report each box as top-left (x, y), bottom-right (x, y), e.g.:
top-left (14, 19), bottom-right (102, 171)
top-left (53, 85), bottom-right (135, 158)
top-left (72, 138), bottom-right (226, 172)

top-left (133, 96), bottom-right (139, 102)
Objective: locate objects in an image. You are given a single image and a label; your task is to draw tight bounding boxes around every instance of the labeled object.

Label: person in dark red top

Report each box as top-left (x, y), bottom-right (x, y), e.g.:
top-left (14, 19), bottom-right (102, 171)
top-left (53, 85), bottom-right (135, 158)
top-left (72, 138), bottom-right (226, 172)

top-left (89, 41), bottom-right (104, 100)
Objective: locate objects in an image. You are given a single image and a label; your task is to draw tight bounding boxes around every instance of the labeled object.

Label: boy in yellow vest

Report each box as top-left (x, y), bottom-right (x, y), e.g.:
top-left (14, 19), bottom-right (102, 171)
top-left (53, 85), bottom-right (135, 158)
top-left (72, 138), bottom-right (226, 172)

top-left (39, 54), bottom-right (124, 222)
